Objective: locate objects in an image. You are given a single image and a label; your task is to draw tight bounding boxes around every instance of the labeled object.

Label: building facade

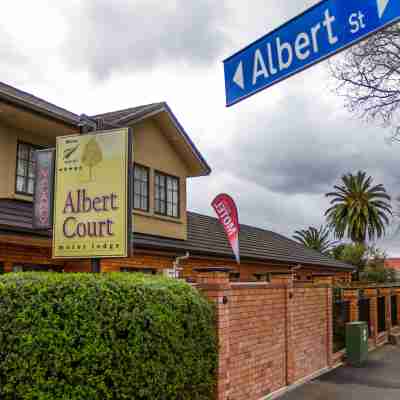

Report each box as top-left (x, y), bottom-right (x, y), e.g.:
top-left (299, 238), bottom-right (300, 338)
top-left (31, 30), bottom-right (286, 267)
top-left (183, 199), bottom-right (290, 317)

top-left (0, 81), bottom-right (352, 282)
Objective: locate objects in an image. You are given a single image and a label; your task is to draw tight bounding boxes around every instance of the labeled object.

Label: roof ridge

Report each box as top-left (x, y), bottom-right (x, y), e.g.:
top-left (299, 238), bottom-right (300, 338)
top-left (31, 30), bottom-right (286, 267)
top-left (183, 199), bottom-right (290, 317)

top-left (0, 81), bottom-right (80, 121)
top-left (91, 102), bottom-right (165, 119)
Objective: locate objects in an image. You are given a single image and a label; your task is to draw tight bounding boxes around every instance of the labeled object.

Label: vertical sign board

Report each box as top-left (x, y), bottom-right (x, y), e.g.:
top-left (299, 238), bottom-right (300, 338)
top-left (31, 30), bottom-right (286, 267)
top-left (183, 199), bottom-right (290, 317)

top-left (53, 128), bottom-right (131, 259)
top-left (224, 0), bottom-right (400, 106)
top-left (33, 149), bottom-right (55, 230)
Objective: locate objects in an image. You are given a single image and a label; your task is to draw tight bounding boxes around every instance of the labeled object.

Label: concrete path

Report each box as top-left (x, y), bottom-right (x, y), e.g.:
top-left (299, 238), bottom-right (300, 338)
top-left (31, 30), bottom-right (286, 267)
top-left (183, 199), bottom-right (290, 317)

top-left (281, 345), bottom-right (400, 400)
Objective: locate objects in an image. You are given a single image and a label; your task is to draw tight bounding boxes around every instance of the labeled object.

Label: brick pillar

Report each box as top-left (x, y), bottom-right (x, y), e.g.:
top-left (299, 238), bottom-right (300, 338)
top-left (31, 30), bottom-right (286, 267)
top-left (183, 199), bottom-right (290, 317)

top-left (285, 275), bottom-right (295, 385)
top-left (343, 289), bottom-right (359, 322)
top-left (195, 268), bottom-right (231, 400)
top-left (365, 289), bottom-right (378, 345)
top-left (381, 288), bottom-right (392, 333)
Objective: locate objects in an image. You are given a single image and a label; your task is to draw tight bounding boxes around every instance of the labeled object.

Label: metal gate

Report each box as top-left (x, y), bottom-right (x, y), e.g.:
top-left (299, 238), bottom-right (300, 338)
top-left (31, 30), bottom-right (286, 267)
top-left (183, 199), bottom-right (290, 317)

top-left (358, 298), bottom-right (371, 336)
top-left (378, 297), bottom-right (386, 333)
top-left (392, 295), bottom-right (398, 327)
top-left (333, 289), bottom-right (350, 352)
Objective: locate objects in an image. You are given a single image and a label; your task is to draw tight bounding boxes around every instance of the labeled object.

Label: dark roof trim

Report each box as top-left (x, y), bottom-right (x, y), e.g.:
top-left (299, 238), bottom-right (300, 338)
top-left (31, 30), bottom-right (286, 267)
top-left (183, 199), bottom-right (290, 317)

top-left (0, 81), bottom-right (80, 126)
top-left (115, 102), bottom-right (212, 176)
top-left (131, 234), bottom-right (353, 271)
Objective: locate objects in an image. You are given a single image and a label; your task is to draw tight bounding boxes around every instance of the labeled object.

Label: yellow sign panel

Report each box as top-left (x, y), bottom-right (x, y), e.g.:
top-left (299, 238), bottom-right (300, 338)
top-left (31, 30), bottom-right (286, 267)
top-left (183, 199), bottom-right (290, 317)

top-left (53, 129), bottom-right (131, 259)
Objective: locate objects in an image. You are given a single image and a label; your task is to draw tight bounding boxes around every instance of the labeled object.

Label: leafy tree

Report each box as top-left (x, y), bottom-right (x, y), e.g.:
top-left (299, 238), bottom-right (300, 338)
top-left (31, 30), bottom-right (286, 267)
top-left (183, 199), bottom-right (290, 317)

top-left (331, 243), bottom-right (396, 282)
top-left (293, 225), bottom-right (335, 254)
top-left (360, 246), bottom-right (397, 283)
top-left (331, 242), bottom-right (367, 271)
top-left (330, 24), bottom-right (400, 140)
top-left (81, 137), bottom-right (103, 181)
top-left (325, 171), bottom-right (392, 243)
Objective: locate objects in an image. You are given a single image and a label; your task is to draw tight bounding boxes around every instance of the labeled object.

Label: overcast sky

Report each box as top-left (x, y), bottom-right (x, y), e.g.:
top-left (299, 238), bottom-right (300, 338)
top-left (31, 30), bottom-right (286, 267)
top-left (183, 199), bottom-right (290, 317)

top-left (3, 0), bottom-right (400, 255)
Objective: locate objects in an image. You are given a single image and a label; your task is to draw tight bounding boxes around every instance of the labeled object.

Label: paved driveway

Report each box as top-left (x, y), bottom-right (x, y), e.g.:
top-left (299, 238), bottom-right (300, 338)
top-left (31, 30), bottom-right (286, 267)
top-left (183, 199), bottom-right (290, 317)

top-left (281, 345), bottom-right (400, 400)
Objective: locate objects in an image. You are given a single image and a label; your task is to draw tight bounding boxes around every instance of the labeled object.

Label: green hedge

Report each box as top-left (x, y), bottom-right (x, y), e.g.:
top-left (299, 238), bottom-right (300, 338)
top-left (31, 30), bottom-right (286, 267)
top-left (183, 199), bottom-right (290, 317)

top-left (0, 273), bottom-right (217, 400)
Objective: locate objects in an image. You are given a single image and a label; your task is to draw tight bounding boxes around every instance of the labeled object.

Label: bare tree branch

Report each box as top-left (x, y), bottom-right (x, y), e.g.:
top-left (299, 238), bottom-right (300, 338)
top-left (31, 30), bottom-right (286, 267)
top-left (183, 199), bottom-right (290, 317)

top-left (330, 23), bottom-right (400, 141)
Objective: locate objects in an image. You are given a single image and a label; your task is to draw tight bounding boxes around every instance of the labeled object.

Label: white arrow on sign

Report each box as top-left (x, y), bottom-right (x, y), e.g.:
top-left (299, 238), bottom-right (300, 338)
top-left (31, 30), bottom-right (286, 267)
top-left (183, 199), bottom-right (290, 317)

top-left (233, 61), bottom-right (245, 90)
top-left (377, 0), bottom-right (390, 18)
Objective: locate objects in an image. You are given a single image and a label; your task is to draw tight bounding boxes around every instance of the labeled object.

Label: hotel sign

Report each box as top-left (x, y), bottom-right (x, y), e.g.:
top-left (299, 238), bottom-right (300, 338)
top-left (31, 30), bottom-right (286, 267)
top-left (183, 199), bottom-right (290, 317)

top-left (33, 149), bottom-right (55, 230)
top-left (53, 128), bottom-right (132, 259)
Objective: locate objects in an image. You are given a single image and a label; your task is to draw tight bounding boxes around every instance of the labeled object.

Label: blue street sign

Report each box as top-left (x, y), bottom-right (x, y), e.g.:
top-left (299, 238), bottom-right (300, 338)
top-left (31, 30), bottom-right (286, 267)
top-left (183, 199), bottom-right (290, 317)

top-left (224, 0), bottom-right (400, 106)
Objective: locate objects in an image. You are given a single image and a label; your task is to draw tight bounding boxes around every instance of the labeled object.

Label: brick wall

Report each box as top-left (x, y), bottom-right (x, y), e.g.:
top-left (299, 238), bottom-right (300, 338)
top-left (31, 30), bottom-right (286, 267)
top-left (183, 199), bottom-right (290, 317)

top-left (228, 284), bottom-right (287, 399)
top-left (197, 270), bottom-right (332, 400)
top-left (291, 287), bottom-right (330, 382)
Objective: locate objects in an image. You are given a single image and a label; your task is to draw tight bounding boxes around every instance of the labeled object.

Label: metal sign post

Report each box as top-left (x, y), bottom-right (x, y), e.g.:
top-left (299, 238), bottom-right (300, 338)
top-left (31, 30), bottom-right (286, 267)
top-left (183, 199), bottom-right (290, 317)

top-left (224, 0), bottom-right (400, 106)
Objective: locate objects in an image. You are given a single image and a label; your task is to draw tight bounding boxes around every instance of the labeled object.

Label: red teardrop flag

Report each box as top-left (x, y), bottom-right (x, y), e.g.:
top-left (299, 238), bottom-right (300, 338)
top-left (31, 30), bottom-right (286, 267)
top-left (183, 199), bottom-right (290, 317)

top-left (212, 193), bottom-right (240, 264)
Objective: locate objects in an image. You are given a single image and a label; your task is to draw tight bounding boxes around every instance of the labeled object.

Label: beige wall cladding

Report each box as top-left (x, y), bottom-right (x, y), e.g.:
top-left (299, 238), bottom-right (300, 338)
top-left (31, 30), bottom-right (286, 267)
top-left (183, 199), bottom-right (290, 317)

top-left (131, 118), bottom-right (189, 240)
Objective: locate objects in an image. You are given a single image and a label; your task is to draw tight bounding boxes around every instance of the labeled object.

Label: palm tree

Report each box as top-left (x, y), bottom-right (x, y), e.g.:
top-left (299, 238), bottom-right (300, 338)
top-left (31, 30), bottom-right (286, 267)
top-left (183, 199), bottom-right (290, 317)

top-left (293, 225), bottom-right (335, 254)
top-left (325, 171), bottom-right (392, 243)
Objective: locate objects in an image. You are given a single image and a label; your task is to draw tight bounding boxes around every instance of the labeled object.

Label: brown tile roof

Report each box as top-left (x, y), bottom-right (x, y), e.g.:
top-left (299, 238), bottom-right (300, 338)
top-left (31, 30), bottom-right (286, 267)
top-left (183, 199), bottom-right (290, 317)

top-left (0, 200), bottom-right (352, 271)
top-left (91, 103), bottom-right (165, 125)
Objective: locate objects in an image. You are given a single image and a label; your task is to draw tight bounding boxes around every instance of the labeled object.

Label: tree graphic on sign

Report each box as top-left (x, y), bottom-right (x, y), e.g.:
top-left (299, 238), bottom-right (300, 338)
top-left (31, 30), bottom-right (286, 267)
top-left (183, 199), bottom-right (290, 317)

top-left (81, 137), bottom-right (103, 181)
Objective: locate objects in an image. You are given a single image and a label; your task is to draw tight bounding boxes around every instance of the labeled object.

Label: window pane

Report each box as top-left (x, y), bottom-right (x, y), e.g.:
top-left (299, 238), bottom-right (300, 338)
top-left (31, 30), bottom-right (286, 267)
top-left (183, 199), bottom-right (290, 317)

top-left (134, 194), bottom-right (141, 209)
top-left (172, 203), bottom-right (178, 217)
top-left (134, 181), bottom-right (141, 195)
top-left (159, 188), bottom-right (165, 200)
top-left (16, 176), bottom-right (26, 192)
top-left (167, 203), bottom-right (173, 216)
top-left (167, 178), bottom-right (173, 191)
top-left (28, 163), bottom-right (35, 178)
top-left (133, 165), bottom-right (149, 211)
top-left (172, 179), bottom-right (178, 191)
top-left (17, 160), bottom-right (28, 176)
top-left (16, 143), bottom-right (39, 195)
top-left (167, 190), bottom-right (173, 202)
top-left (158, 200), bottom-right (165, 214)
top-left (18, 144), bottom-right (28, 160)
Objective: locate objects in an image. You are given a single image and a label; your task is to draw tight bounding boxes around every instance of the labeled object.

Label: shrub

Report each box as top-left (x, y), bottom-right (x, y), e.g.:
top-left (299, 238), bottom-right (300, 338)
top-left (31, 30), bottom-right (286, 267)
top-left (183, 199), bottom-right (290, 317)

top-left (0, 273), bottom-right (217, 400)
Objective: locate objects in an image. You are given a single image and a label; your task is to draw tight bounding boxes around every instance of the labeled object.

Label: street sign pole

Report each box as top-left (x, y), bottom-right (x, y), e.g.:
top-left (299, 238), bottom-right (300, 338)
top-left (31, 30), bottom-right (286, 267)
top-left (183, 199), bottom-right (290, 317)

top-left (224, 0), bottom-right (400, 106)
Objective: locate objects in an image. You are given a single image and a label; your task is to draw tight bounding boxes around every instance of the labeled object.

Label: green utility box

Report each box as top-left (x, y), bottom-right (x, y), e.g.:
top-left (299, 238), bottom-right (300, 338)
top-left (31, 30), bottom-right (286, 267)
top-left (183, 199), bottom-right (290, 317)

top-left (346, 321), bottom-right (369, 366)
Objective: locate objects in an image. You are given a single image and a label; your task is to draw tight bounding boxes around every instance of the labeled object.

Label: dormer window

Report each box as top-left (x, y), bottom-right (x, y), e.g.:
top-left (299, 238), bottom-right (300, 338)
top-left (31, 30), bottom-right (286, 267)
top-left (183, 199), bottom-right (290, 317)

top-left (155, 171), bottom-right (179, 218)
top-left (16, 142), bottom-right (40, 196)
top-left (133, 164), bottom-right (149, 212)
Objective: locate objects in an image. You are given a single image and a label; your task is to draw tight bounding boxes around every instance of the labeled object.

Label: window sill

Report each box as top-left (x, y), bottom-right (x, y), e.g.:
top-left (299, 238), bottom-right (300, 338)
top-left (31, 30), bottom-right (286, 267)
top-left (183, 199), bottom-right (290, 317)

top-left (14, 193), bottom-right (33, 202)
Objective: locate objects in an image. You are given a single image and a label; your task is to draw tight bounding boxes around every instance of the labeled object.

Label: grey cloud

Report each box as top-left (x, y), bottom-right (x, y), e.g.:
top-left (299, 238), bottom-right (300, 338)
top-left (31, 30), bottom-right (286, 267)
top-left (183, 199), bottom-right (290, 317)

top-left (0, 27), bottom-right (31, 81)
top-left (63, 0), bottom-right (229, 80)
top-left (217, 87), bottom-right (400, 197)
